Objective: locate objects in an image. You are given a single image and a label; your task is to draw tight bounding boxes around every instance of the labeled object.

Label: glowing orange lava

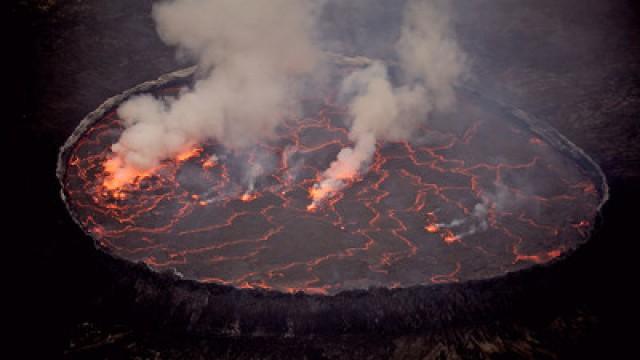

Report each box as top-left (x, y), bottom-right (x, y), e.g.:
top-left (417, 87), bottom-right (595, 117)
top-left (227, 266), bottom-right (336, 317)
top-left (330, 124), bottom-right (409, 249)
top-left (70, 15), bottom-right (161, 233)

top-left (102, 146), bottom-right (203, 193)
top-left (442, 230), bottom-right (459, 244)
top-left (175, 146), bottom-right (203, 162)
top-left (62, 84), bottom-right (601, 295)
top-left (241, 192), bottom-right (258, 202)
top-left (202, 158), bottom-right (217, 169)
top-left (307, 172), bottom-right (357, 209)
top-left (102, 157), bottom-right (156, 193)
top-left (425, 224), bottom-right (439, 233)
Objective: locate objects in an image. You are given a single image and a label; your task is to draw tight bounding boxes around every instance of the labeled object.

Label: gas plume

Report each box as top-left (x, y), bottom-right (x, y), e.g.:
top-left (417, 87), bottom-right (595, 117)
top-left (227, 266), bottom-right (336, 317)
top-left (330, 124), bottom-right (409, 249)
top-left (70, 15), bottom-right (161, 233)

top-left (309, 0), bottom-right (467, 208)
top-left (107, 0), bottom-right (323, 187)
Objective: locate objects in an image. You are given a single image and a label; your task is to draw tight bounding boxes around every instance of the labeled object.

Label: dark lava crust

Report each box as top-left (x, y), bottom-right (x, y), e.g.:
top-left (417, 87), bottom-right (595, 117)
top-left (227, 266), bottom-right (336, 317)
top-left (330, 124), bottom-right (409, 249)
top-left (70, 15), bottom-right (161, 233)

top-left (57, 66), bottom-right (608, 336)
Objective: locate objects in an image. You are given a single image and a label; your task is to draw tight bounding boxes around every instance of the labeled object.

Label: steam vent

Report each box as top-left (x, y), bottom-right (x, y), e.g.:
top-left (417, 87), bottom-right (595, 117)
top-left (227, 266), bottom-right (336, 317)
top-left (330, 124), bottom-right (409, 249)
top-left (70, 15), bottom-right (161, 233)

top-left (59, 66), bottom-right (606, 307)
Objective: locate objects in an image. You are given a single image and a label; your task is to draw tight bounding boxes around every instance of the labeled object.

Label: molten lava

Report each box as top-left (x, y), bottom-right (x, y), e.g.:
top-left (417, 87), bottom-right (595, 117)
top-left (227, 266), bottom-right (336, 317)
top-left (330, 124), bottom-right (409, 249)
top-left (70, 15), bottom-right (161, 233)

top-left (175, 146), bottom-right (203, 162)
top-left (424, 224), bottom-right (439, 233)
top-left (241, 192), bottom-right (258, 202)
top-left (101, 157), bottom-right (157, 197)
top-left (62, 84), bottom-right (600, 295)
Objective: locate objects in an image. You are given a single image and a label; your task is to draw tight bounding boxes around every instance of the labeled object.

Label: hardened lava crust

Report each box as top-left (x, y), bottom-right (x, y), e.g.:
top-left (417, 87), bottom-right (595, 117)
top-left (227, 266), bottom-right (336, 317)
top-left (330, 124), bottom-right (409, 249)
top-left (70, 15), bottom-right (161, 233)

top-left (57, 66), bottom-right (608, 336)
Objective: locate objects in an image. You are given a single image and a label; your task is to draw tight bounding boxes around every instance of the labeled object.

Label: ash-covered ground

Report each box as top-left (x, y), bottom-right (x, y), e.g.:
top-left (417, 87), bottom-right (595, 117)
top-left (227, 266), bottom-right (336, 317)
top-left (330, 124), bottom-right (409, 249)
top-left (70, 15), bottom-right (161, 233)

top-left (10, 0), bottom-right (640, 358)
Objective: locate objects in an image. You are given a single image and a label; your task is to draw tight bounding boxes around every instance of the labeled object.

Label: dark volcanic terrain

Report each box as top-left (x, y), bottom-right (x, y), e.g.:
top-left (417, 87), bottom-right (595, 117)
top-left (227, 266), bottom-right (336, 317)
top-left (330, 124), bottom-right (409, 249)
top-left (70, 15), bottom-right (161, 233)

top-left (11, 0), bottom-right (639, 358)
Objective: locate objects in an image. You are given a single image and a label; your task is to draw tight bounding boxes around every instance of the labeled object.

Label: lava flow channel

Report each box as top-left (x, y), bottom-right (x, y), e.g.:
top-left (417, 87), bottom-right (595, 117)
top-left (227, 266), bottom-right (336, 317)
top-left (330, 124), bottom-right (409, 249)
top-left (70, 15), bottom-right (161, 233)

top-left (62, 85), bottom-right (600, 295)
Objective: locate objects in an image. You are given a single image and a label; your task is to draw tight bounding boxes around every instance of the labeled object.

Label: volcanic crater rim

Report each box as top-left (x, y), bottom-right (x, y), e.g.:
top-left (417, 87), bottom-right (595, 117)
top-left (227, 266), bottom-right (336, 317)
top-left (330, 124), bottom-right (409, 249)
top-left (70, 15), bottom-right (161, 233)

top-left (57, 63), bottom-right (608, 297)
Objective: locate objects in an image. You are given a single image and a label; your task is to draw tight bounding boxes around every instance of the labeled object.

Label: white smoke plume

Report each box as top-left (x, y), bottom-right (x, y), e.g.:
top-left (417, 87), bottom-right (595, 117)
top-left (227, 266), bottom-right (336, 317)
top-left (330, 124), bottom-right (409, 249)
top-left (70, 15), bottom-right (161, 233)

top-left (437, 198), bottom-right (491, 242)
top-left (309, 0), bottom-right (467, 208)
top-left (109, 0), bottom-right (323, 182)
top-left (437, 185), bottom-right (515, 241)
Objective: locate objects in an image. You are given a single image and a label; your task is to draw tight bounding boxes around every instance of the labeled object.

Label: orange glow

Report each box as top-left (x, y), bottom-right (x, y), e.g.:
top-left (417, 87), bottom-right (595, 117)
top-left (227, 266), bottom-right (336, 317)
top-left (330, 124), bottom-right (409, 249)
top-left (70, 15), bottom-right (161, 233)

top-left (176, 146), bottom-right (202, 162)
top-left (102, 146), bottom-right (203, 193)
top-left (240, 192), bottom-right (257, 202)
top-left (443, 230), bottom-right (458, 244)
top-left (202, 158), bottom-right (217, 169)
top-left (103, 156), bottom-right (122, 174)
top-left (425, 224), bottom-right (439, 233)
top-left (64, 89), bottom-right (600, 295)
top-left (307, 172), bottom-right (357, 209)
top-left (547, 249), bottom-right (562, 259)
top-left (306, 184), bottom-right (335, 211)
top-left (102, 157), bottom-right (155, 192)
top-left (309, 186), bottom-right (331, 201)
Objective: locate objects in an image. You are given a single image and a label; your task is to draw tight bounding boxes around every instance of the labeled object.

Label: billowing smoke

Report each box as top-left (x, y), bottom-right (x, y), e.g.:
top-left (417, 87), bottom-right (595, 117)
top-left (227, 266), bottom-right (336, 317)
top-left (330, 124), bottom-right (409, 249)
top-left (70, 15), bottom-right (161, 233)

top-left (108, 0), bottom-right (323, 185)
top-left (309, 0), bottom-right (467, 208)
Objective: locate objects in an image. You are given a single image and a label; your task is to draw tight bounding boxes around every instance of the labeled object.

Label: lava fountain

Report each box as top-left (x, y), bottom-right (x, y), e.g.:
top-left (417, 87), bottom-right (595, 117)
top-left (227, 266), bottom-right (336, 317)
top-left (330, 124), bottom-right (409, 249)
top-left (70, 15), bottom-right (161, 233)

top-left (58, 67), bottom-right (604, 296)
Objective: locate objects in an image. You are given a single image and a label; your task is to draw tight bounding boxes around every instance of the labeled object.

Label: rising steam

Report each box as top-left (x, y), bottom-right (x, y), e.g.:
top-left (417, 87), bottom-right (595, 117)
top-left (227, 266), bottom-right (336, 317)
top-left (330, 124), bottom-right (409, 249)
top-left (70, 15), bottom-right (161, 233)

top-left (309, 0), bottom-right (467, 208)
top-left (104, 0), bottom-right (467, 207)
top-left (107, 0), bottom-right (323, 186)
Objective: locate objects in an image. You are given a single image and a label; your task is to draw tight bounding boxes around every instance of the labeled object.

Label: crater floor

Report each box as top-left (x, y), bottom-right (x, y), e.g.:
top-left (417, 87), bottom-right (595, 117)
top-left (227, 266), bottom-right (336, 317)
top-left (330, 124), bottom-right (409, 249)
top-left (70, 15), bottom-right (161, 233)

top-left (63, 84), bottom-right (599, 295)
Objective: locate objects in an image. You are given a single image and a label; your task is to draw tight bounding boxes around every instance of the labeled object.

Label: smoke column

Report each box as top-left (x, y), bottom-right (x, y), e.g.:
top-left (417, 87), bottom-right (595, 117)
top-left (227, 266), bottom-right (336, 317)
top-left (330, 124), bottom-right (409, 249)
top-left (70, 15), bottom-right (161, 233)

top-left (106, 0), bottom-right (323, 187)
top-left (308, 0), bottom-right (467, 209)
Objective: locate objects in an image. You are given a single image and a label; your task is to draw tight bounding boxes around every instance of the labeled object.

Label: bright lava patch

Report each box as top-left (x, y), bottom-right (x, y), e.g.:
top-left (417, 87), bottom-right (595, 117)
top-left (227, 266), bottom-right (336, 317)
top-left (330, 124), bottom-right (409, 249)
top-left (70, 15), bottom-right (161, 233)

top-left (62, 82), bottom-right (600, 295)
